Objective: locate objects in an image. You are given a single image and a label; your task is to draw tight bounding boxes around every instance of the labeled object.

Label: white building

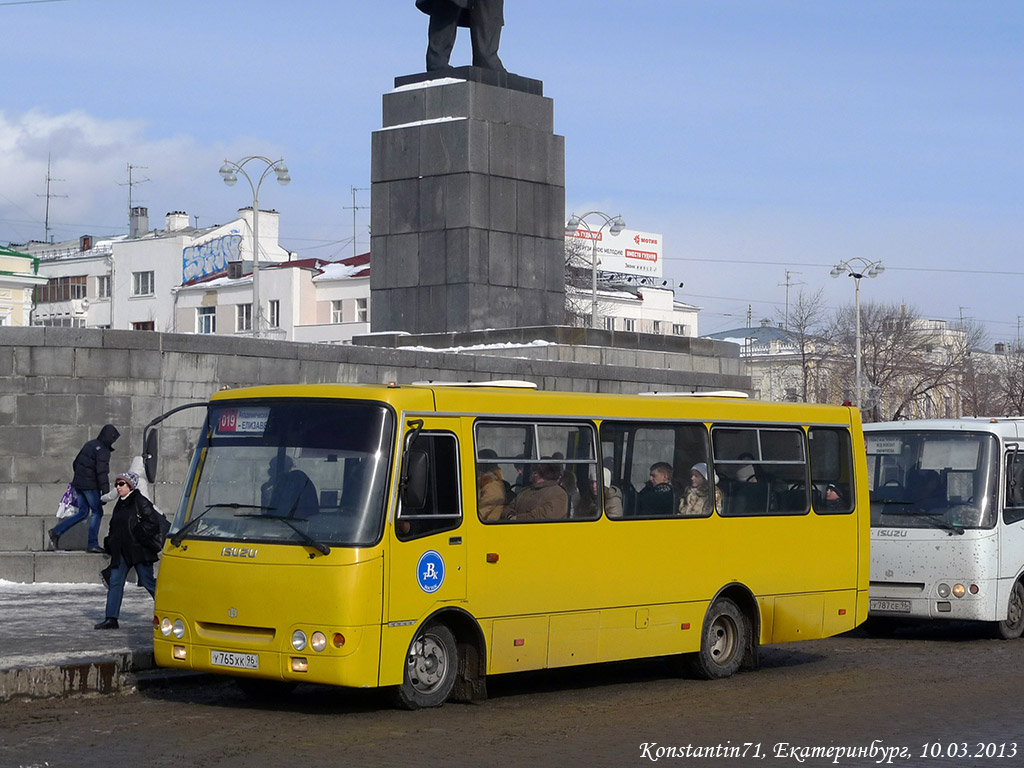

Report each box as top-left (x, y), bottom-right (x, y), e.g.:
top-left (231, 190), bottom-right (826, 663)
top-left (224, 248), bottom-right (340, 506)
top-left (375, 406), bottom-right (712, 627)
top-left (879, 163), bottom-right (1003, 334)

top-left (567, 281), bottom-right (700, 337)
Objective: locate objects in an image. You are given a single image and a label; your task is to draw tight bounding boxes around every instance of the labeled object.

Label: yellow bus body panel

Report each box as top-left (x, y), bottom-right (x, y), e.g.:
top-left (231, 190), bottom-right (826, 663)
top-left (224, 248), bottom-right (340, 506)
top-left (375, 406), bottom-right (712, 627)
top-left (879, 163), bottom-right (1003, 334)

top-left (155, 383), bottom-right (870, 690)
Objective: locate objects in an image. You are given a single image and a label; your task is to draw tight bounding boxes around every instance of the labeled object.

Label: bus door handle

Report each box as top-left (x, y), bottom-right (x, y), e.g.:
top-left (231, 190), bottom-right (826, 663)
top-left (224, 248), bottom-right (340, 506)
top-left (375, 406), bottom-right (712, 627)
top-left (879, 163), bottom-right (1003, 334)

top-left (448, 536), bottom-right (462, 545)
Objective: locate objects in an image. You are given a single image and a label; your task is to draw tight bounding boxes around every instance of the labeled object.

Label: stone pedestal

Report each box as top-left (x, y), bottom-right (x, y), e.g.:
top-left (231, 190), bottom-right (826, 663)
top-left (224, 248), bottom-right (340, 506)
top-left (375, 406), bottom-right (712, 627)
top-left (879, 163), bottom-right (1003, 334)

top-left (370, 68), bottom-right (566, 334)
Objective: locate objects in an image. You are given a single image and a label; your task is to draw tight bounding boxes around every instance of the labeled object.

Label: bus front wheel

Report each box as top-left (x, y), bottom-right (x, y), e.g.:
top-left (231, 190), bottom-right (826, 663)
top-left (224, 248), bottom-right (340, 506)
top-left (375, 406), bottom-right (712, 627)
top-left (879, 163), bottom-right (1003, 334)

top-left (395, 622), bottom-right (458, 709)
top-left (995, 581), bottom-right (1024, 640)
top-left (688, 598), bottom-right (748, 680)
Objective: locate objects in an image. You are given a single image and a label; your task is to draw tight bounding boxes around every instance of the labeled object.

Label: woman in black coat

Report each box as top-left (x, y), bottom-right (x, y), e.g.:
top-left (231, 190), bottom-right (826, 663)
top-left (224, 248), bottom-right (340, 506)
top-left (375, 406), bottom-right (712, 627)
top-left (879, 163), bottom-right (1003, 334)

top-left (94, 471), bottom-right (162, 630)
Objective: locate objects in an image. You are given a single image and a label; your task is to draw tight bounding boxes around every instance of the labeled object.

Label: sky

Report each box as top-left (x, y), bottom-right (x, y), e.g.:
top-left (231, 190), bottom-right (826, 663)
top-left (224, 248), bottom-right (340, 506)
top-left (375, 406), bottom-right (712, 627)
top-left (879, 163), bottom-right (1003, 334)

top-left (1, 0), bottom-right (1022, 341)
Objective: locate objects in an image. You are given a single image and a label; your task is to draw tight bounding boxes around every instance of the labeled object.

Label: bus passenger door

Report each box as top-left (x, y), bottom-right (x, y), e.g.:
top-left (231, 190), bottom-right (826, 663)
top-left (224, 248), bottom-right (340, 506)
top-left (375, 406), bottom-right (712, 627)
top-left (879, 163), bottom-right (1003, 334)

top-left (388, 420), bottom-right (467, 624)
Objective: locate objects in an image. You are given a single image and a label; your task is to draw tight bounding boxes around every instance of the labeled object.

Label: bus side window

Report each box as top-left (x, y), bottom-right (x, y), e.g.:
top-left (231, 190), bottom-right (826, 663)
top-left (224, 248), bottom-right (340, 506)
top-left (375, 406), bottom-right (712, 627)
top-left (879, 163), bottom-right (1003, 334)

top-left (808, 427), bottom-right (854, 515)
top-left (396, 432), bottom-right (462, 540)
top-left (1005, 454), bottom-right (1024, 525)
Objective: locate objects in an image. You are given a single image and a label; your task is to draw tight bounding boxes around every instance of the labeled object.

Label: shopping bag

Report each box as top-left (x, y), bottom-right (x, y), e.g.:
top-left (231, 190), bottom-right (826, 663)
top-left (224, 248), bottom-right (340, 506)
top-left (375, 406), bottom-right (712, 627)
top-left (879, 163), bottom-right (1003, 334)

top-left (55, 483), bottom-right (78, 519)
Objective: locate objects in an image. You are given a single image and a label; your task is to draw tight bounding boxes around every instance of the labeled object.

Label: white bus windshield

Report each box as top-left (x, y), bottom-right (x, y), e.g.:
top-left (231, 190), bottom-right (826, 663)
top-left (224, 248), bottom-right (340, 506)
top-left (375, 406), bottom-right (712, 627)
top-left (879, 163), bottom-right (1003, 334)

top-left (866, 431), bottom-right (998, 530)
top-left (172, 400), bottom-right (394, 547)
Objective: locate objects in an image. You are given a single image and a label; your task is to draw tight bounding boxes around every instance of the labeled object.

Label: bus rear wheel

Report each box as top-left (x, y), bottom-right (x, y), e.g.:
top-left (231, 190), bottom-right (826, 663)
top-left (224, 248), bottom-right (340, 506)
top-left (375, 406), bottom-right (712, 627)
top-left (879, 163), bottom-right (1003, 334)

top-left (394, 622), bottom-right (458, 709)
top-left (995, 581), bottom-right (1024, 640)
top-left (688, 598), bottom-right (747, 680)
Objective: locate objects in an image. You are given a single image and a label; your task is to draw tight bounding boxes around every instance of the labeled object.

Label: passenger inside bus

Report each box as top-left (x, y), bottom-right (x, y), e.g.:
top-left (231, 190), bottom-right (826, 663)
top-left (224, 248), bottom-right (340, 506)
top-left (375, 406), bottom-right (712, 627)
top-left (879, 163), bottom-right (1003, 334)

top-left (638, 462), bottom-right (675, 516)
top-left (679, 463), bottom-right (722, 517)
top-left (501, 459), bottom-right (569, 521)
top-left (476, 448), bottom-right (508, 522)
top-left (260, 455), bottom-right (319, 518)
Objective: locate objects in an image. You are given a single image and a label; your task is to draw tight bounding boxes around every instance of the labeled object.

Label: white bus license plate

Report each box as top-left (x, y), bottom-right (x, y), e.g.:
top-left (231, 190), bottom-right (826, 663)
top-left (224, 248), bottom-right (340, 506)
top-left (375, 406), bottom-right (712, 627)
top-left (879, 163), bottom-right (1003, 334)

top-left (869, 599), bottom-right (911, 614)
top-left (211, 650), bottom-right (258, 670)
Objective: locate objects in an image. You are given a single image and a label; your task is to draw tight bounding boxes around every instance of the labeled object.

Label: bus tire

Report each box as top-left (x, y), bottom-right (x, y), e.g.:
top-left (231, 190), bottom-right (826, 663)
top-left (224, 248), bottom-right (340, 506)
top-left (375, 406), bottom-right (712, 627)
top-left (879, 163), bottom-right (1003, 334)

top-left (995, 580), bottom-right (1024, 640)
top-left (394, 622), bottom-right (458, 709)
top-left (688, 598), bottom-right (747, 680)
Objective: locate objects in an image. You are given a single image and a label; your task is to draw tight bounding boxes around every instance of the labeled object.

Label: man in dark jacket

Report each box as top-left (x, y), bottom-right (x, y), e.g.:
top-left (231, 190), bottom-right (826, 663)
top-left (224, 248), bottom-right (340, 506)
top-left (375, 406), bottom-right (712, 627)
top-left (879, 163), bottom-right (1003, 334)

top-left (49, 424), bottom-right (119, 553)
top-left (416, 0), bottom-right (505, 71)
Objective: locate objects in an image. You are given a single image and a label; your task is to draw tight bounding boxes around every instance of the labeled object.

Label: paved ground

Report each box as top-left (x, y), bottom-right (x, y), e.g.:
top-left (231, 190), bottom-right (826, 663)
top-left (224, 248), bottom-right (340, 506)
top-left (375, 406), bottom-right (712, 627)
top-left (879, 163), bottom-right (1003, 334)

top-left (1, 622), bottom-right (1022, 768)
top-left (0, 581), bottom-right (157, 700)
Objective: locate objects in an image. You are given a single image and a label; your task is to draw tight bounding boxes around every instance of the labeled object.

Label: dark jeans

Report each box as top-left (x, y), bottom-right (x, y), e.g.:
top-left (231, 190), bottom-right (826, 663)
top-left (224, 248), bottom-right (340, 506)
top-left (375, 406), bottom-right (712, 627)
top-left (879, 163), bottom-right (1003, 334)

top-left (104, 560), bottom-right (157, 619)
top-left (52, 488), bottom-right (103, 549)
top-left (426, 0), bottom-right (504, 71)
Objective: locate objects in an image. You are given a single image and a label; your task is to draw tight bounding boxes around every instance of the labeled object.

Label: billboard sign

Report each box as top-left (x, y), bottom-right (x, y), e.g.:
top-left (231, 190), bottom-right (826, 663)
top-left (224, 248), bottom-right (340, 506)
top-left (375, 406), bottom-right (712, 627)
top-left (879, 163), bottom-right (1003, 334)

top-left (565, 227), bottom-right (663, 278)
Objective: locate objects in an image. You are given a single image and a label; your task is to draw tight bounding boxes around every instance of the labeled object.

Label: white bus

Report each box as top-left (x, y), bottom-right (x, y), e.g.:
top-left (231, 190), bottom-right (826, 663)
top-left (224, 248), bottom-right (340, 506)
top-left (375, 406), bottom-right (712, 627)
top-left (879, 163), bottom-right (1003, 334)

top-left (865, 418), bottom-right (1024, 638)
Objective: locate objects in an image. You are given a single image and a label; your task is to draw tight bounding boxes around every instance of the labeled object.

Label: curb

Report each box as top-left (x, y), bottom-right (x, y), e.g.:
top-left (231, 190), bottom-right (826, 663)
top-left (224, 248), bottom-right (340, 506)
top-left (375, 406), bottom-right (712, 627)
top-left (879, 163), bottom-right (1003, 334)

top-left (0, 650), bottom-right (153, 702)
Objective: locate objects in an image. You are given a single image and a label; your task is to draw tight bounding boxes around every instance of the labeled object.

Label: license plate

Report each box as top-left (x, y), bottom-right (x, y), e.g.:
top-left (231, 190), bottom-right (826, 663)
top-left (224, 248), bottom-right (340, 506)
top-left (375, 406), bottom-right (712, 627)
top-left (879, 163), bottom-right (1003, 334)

top-left (211, 650), bottom-right (259, 670)
top-left (869, 599), bottom-right (912, 614)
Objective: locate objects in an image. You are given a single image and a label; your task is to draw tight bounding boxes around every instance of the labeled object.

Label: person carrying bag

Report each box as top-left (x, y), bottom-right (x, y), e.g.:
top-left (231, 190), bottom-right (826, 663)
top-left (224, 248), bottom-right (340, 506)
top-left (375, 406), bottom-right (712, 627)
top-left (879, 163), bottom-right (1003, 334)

top-left (94, 471), bottom-right (165, 630)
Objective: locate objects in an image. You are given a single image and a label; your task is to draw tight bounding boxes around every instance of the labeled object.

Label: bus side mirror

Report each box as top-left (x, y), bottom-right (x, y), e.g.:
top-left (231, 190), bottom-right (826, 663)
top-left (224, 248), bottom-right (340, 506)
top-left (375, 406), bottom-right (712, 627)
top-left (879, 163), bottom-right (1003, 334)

top-left (401, 450), bottom-right (429, 510)
top-left (144, 428), bottom-right (159, 484)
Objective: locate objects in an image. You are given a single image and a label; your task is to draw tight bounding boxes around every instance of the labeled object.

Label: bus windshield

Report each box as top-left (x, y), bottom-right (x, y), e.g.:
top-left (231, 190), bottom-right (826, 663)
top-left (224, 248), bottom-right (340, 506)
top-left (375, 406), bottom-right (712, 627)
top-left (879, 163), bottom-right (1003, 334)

top-left (866, 430), bottom-right (998, 530)
top-left (172, 400), bottom-right (394, 547)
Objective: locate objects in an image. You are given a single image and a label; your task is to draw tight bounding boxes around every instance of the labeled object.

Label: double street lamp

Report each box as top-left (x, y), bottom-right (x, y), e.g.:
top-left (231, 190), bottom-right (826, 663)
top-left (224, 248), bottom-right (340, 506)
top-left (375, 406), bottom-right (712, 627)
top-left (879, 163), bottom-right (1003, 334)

top-left (565, 211), bottom-right (626, 328)
top-left (219, 156), bottom-right (290, 337)
top-left (831, 258), bottom-right (885, 410)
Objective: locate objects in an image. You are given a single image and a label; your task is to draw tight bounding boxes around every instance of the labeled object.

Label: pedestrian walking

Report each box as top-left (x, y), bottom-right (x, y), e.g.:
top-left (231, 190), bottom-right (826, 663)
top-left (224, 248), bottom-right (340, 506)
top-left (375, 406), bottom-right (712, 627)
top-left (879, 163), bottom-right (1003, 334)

top-left (94, 471), bottom-right (163, 630)
top-left (49, 424), bottom-right (120, 553)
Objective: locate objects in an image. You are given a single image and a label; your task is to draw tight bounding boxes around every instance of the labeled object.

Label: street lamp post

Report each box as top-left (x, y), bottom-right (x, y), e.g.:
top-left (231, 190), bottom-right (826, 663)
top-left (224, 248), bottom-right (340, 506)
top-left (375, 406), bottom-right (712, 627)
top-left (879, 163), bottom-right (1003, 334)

top-left (219, 156), bottom-right (290, 337)
top-left (831, 258), bottom-right (885, 410)
top-left (565, 211), bottom-right (625, 328)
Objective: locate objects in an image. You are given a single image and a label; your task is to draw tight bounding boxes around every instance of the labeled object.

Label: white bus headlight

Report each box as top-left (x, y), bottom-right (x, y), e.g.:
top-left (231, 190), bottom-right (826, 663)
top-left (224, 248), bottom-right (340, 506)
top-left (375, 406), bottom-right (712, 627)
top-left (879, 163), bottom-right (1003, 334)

top-left (160, 618), bottom-right (173, 637)
top-left (311, 632), bottom-right (327, 652)
top-left (173, 619), bottom-right (186, 639)
top-left (291, 630), bottom-right (308, 651)
top-left (937, 583), bottom-right (951, 598)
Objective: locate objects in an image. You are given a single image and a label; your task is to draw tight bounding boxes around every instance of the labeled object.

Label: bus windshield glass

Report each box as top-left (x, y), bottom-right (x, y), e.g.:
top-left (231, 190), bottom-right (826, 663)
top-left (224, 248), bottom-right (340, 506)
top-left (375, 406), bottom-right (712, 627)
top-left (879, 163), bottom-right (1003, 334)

top-left (173, 400), bottom-right (394, 547)
top-left (866, 431), bottom-right (998, 530)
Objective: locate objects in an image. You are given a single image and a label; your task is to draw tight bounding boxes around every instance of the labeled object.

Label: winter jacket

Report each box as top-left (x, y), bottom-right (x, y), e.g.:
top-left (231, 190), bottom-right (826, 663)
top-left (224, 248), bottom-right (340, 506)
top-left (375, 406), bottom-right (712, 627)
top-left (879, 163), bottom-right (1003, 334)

top-left (72, 424), bottom-right (120, 494)
top-left (477, 469), bottom-right (507, 521)
top-left (679, 484), bottom-right (722, 517)
top-left (502, 480), bottom-right (568, 521)
top-left (103, 489), bottom-right (162, 568)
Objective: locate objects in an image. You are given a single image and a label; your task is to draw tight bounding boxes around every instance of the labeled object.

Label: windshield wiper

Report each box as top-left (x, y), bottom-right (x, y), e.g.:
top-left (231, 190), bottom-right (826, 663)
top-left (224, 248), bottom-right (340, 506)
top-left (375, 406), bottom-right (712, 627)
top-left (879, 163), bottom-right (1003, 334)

top-left (235, 513), bottom-right (331, 557)
top-left (168, 503), bottom-right (269, 548)
top-left (915, 514), bottom-right (965, 536)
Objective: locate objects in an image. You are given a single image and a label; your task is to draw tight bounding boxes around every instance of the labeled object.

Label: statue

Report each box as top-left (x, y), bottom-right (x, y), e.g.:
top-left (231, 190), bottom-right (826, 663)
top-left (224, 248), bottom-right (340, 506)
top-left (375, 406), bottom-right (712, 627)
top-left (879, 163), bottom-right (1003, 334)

top-left (415, 0), bottom-right (505, 72)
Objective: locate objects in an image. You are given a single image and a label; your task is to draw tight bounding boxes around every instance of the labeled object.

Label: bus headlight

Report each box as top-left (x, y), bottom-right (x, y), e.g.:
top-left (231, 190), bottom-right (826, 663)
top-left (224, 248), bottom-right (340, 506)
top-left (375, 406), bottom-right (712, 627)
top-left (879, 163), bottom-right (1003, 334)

top-left (937, 583), bottom-right (950, 598)
top-left (291, 630), bottom-right (308, 651)
top-left (173, 619), bottom-right (186, 639)
top-left (952, 584), bottom-right (966, 599)
top-left (311, 632), bottom-right (327, 652)
top-left (160, 618), bottom-right (173, 637)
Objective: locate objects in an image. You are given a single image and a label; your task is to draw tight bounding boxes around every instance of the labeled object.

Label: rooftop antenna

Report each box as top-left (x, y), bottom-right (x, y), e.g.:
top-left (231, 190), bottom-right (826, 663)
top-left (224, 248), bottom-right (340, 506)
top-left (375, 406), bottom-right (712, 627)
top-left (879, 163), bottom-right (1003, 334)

top-left (344, 186), bottom-right (369, 257)
top-left (37, 153), bottom-right (68, 243)
top-left (779, 269), bottom-right (804, 329)
top-left (119, 163), bottom-right (150, 217)
top-left (747, 304), bottom-right (753, 328)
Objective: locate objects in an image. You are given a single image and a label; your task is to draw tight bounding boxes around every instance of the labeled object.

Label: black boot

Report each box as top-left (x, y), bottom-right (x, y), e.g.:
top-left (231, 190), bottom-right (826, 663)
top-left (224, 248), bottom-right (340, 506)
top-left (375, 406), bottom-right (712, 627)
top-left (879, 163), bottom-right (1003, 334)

top-left (94, 617), bottom-right (119, 630)
top-left (47, 529), bottom-right (59, 550)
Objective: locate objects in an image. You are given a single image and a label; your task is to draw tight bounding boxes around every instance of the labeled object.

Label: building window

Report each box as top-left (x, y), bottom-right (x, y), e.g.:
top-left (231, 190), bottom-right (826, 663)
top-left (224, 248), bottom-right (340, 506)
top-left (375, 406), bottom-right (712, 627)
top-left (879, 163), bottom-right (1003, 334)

top-left (355, 297), bottom-right (368, 323)
top-left (604, 316), bottom-right (616, 331)
top-left (331, 300), bottom-right (344, 324)
top-left (132, 271), bottom-right (154, 297)
top-left (196, 306), bottom-right (216, 334)
top-left (96, 275), bottom-right (111, 299)
top-left (673, 323), bottom-right (687, 336)
top-left (268, 300), bottom-right (280, 328)
top-left (34, 275), bottom-right (87, 304)
top-left (132, 321), bottom-right (155, 331)
top-left (236, 303), bottom-right (252, 333)
top-left (623, 318), bottom-right (636, 332)
top-left (652, 320), bottom-right (661, 334)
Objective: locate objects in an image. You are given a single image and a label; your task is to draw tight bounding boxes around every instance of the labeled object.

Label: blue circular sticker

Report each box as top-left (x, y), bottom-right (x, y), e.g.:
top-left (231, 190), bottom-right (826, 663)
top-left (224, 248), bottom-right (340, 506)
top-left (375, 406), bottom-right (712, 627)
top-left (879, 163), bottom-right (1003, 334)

top-left (416, 550), bottom-right (445, 594)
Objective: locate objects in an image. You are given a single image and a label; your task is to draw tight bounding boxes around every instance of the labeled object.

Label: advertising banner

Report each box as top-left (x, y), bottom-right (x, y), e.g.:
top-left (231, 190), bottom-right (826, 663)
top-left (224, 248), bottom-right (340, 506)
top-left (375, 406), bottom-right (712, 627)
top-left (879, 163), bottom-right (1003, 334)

top-left (566, 228), bottom-right (663, 278)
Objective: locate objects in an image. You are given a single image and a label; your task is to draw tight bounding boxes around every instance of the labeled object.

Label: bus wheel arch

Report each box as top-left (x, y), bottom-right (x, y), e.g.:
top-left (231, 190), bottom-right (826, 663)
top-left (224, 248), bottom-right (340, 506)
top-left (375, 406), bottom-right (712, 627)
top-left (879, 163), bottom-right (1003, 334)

top-left (689, 584), bottom-right (759, 679)
top-left (393, 608), bottom-right (487, 709)
top-left (995, 579), bottom-right (1024, 640)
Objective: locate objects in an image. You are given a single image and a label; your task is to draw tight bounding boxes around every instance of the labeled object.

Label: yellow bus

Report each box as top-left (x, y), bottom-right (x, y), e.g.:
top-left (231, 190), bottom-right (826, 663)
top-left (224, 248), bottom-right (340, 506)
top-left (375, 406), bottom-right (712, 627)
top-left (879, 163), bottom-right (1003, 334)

top-left (152, 381), bottom-right (869, 707)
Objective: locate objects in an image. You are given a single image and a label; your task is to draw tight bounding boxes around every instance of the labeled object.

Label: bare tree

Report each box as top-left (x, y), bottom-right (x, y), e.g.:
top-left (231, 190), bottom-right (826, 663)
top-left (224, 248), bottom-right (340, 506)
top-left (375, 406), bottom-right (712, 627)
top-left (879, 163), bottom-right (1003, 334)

top-left (776, 288), bottom-right (831, 403)
top-left (828, 301), bottom-right (985, 422)
top-left (564, 238), bottom-right (614, 327)
top-left (999, 342), bottom-right (1024, 415)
